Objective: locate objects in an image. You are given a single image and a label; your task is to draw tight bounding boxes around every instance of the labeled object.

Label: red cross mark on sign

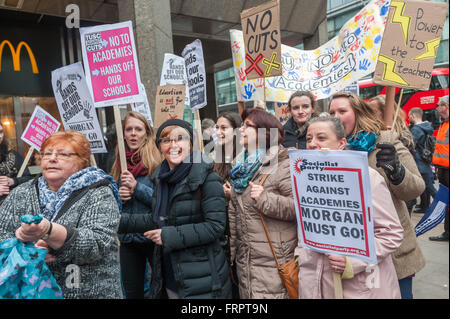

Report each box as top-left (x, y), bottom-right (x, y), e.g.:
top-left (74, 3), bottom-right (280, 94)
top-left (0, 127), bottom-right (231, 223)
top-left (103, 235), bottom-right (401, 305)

top-left (262, 52), bottom-right (281, 76)
top-left (245, 53), bottom-right (264, 77)
top-left (168, 113), bottom-right (178, 119)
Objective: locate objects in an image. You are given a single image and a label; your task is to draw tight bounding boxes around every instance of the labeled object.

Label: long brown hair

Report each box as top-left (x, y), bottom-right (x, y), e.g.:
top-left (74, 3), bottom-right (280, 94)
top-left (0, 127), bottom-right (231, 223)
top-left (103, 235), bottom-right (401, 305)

top-left (330, 92), bottom-right (386, 136)
top-left (110, 112), bottom-right (162, 182)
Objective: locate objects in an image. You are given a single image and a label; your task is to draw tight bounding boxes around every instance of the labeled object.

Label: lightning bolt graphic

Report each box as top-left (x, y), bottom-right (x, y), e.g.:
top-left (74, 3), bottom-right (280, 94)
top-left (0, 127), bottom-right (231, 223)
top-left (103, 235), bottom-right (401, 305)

top-left (390, 1), bottom-right (411, 45)
top-left (413, 38), bottom-right (441, 60)
top-left (378, 55), bottom-right (409, 86)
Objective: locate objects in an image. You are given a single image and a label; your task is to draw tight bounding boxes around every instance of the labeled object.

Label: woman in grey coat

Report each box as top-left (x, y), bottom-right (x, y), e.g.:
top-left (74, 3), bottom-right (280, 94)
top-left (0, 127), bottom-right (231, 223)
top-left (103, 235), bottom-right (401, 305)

top-left (0, 131), bottom-right (122, 299)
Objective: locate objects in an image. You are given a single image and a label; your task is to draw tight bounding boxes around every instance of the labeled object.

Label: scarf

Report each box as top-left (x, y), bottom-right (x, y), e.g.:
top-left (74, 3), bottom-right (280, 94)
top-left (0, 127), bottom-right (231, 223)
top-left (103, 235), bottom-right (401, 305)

top-left (229, 148), bottom-right (266, 194)
top-left (38, 167), bottom-right (122, 221)
top-left (346, 131), bottom-right (379, 153)
top-left (153, 154), bottom-right (193, 228)
top-left (119, 150), bottom-right (149, 178)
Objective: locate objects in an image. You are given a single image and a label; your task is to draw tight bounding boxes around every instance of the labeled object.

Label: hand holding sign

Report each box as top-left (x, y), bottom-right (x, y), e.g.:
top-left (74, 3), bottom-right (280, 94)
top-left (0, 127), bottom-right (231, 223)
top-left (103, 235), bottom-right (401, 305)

top-left (249, 181), bottom-right (265, 201)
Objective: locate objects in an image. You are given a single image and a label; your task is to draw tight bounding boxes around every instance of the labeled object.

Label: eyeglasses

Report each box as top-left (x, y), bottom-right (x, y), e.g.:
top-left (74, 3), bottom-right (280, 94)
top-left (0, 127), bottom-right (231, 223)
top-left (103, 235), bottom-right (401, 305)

top-left (241, 121), bottom-right (257, 129)
top-left (158, 135), bottom-right (190, 146)
top-left (40, 151), bottom-right (79, 161)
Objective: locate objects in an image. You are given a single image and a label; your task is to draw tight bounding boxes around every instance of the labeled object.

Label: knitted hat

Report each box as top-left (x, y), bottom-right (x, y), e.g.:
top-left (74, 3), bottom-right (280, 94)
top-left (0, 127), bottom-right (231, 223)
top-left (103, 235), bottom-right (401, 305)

top-left (438, 95), bottom-right (448, 105)
top-left (155, 119), bottom-right (193, 147)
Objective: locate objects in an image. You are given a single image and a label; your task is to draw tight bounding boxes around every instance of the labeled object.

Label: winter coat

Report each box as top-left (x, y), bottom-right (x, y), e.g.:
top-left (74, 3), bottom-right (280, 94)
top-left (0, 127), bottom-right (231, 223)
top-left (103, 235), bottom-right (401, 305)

top-left (295, 168), bottom-right (403, 298)
top-left (118, 175), bottom-right (155, 244)
top-left (0, 150), bottom-right (32, 204)
top-left (228, 145), bottom-right (298, 299)
top-left (368, 131), bottom-right (426, 279)
top-left (282, 117), bottom-right (308, 149)
top-left (0, 177), bottom-right (122, 299)
top-left (119, 153), bottom-right (232, 299)
top-left (410, 121), bottom-right (434, 173)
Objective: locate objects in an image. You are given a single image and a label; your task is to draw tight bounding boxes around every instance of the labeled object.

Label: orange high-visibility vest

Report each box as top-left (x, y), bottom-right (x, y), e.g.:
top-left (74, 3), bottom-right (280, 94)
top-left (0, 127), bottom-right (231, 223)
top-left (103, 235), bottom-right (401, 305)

top-left (432, 120), bottom-right (449, 168)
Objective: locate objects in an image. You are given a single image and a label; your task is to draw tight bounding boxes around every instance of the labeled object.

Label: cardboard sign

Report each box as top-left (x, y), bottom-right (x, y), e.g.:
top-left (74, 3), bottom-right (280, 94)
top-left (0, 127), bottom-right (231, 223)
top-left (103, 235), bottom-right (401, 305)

top-left (160, 53), bottom-right (190, 107)
top-left (240, 0), bottom-right (282, 79)
top-left (289, 149), bottom-right (377, 264)
top-left (182, 40), bottom-right (207, 110)
top-left (154, 84), bottom-right (186, 128)
top-left (131, 83), bottom-right (154, 127)
top-left (274, 103), bottom-right (290, 125)
top-left (79, 21), bottom-right (143, 107)
top-left (51, 62), bottom-right (107, 153)
top-left (21, 105), bottom-right (61, 152)
top-left (231, 0), bottom-right (391, 102)
top-left (374, 0), bottom-right (448, 90)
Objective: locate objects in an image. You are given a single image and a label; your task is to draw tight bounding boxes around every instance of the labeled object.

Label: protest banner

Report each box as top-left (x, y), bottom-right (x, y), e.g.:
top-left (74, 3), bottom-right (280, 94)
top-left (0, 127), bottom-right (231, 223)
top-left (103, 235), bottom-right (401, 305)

top-left (289, 149), bottom-right (377, 265)
top-left (373, 0), bottom-right (448, 90)
top-left (415, 184), bottom-right (449, 237)
top-left (182, 40), bottom-right (207, 110)
top-left (51, 62), bottom-right (107, 154)
top-left (160, 53), bottom-right (190, 108)
top-left (240, 0), bottom-right (282, 80)
top-left (231, 0), bottom-right (391, 102)
top-left (274, 103), bottom-right (290, 125)
top-left (18, 105), bottom-right (61, 177)
top-left (79, 21), bottom-right (143, 108)
top-left (154, 84), bottom-right (186, 128)
top-left (131, 83), bottom-right (154, 127)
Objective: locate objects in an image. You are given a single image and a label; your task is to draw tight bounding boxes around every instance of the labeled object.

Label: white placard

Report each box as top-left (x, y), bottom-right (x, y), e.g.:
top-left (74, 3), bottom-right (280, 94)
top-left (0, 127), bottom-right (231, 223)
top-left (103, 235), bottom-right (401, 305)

top-left (51, 62), bottom-right (107, 153)
top-left (289, 149), bottom-right (377, 264)
top-left (182, 39), bottom-right (207, 110)
top-left (160, 53), bottom-right (190, 107)
top-left (131, 83), bottom-right (154, 127)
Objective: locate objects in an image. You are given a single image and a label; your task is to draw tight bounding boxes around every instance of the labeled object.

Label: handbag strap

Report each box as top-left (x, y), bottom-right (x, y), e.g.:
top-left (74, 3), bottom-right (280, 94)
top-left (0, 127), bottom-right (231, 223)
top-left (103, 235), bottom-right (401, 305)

top-left (256, 173), bottom-right (282, 269)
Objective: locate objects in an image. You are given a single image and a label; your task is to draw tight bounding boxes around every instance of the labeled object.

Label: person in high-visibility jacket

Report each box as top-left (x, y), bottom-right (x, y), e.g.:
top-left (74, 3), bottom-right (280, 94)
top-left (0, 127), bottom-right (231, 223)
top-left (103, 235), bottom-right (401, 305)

top-left (430, 95), bottom-right (449, 242)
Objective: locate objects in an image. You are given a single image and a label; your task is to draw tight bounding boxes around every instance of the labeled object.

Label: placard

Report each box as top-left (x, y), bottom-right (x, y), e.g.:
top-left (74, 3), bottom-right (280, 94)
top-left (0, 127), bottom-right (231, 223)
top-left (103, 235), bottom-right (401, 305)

top-left (289, 149), bottom-right (377, 264)
top-left (21, 105), bottom-right (61, 152)
top-left (160, 53), bottom-right (190, 107)
top-left (373, 0), bottom-right (448, 90)
top-left (274, 103), bottom-right (290, 125)
top-left (154, 84), bottom-right (186, 128)
top-left (79, 21), bottom-right (143, 107)
top-left (231, 0), bottom-right (391, 102)
top-left (182, 40), bottom-right (207, 110)
top-left (240, 0), bottom-right (282, 80)
top-left (131, 83), bottom-right (154, 127)
top-left (51, 62), bottom-right (107, 153)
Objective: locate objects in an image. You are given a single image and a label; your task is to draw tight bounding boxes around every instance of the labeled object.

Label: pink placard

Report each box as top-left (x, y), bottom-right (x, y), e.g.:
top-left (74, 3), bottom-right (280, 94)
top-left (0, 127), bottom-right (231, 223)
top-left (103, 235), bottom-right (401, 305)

top-left (80, 21), bottom-right (142, 107)
top-left (21, 106), bottom-right (61, 151)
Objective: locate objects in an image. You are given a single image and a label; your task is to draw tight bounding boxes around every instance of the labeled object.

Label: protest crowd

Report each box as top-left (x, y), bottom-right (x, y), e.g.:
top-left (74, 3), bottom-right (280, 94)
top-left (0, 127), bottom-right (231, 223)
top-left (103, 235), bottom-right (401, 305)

top-left (0, 0), bottom-right (449, 301)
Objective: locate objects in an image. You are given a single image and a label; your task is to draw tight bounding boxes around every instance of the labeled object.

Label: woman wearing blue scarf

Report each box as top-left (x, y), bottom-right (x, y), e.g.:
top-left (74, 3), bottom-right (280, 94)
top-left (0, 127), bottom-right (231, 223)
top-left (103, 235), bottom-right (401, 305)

top-left (328, 92), bottom-right (426, 299)
top-left (0, 131), bottom-right (122, 298)
top-left (227, 108), bottom-right (297, 299)
top-left (118, 119), bottom-right (231, 299)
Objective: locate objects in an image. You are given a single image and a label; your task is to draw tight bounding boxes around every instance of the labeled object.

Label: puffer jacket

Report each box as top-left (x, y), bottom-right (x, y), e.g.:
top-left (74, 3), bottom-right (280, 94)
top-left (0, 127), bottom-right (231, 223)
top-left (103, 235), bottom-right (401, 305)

top-left (282, 117), bottom-right (308, 149)
top-left (295, 168), bottom-right (403, 299)
top-left (118, 175), bottom-right (155, 244)
top-left (368, 131), bottom-right (426, 279)
top-left (119, 153), bottom-right (232, 299)
top-left (228, 145), bottom-right (297, 299)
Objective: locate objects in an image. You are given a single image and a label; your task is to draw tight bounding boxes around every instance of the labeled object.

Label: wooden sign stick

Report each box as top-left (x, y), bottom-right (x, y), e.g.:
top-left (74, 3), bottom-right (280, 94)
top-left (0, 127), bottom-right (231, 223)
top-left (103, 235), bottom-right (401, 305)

top-left (90, 154), bottom-right (97, 168)
top-left (384, 86), bottom-right (396, 130)
top-left (390, 88), bottom-right (404, 142)
top-left (17, 146), bottom-right (34, 178)
top-left (113, 105), bottom-right (127, 173)
top-left (195, 109), bottom-right (204, 152)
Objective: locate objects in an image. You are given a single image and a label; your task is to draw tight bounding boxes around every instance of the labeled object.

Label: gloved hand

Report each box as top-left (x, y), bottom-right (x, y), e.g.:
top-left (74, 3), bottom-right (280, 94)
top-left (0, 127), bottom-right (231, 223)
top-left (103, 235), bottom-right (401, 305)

top-left (375, 142), bottom-right (405, 185)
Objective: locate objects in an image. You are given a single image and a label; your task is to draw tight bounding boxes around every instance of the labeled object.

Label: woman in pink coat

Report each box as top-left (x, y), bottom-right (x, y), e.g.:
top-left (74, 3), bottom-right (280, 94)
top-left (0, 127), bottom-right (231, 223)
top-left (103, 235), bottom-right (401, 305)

top-left (294, 116), bottom-right (404, 299)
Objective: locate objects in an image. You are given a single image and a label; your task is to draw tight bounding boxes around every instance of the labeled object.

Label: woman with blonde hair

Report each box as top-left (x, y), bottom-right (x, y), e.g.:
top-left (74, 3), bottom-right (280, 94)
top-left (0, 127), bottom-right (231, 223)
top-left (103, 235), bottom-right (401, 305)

top-left (111, 111), bottom-right (163, 299)
top-left (329, 92), bottom-right (426, 299)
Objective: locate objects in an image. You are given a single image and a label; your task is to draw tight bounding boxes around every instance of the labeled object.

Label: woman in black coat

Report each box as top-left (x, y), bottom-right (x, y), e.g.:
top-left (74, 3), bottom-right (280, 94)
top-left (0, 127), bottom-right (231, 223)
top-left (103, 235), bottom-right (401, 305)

top-left (119, 119), bottom-right (231, 299)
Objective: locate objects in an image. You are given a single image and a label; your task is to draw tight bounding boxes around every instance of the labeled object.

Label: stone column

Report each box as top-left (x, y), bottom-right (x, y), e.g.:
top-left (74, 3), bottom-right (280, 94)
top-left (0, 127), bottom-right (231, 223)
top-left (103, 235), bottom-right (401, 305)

top-left (118, 0), bottom-right (173, 119)
top-left (303, 19), bottom-right (329, 113)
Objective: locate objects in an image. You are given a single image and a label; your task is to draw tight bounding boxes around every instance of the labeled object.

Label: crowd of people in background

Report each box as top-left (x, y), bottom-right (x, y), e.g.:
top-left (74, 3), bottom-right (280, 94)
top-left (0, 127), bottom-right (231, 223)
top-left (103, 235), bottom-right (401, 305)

top-left (0, 91), bottom-right (448, 299)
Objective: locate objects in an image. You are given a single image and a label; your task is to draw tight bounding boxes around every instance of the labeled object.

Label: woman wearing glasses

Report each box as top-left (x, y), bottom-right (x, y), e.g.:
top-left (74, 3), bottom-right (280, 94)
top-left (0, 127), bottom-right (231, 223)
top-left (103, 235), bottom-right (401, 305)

top-left (228, 108), bottom-right (297, 299)
top-left (0, 122), bottom-right (32, 204)
top-left (0, 131), bottom-right (123, 298)
top-left (328, 92), bottom-right (426, 299)
top-left (119, 118), bottom-right (231, 299)
top-left (110, 111), bottom-right (162, 299)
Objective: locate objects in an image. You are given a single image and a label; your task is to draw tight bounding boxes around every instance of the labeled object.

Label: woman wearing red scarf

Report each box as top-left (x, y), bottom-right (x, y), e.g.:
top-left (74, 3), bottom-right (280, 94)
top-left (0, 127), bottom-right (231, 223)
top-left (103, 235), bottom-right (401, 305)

top-left (111, 111), bottom-right (162, 299)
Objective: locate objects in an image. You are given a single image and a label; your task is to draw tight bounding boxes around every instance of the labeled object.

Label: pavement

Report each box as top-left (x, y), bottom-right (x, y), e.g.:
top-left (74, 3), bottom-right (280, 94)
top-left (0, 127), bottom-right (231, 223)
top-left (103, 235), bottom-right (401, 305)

top-left (411, 210), bottom-right (449, 299)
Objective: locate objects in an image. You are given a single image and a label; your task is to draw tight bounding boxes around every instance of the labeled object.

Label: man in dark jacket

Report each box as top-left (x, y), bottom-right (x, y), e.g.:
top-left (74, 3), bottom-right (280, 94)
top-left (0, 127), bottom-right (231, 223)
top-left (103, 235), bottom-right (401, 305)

top-left (408, 107), bottom-right (437, 213)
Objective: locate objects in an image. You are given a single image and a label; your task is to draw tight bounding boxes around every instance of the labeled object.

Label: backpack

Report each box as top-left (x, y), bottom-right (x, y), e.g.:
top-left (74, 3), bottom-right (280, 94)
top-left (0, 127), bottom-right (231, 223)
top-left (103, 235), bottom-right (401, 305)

top-left (420, 132), bottom-right (436, 164)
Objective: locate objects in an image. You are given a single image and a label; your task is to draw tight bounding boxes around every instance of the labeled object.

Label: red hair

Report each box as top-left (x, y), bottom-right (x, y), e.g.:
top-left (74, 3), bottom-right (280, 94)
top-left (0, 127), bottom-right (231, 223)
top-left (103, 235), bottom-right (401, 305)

top-left (241, 108), bottom-right (284, 148)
